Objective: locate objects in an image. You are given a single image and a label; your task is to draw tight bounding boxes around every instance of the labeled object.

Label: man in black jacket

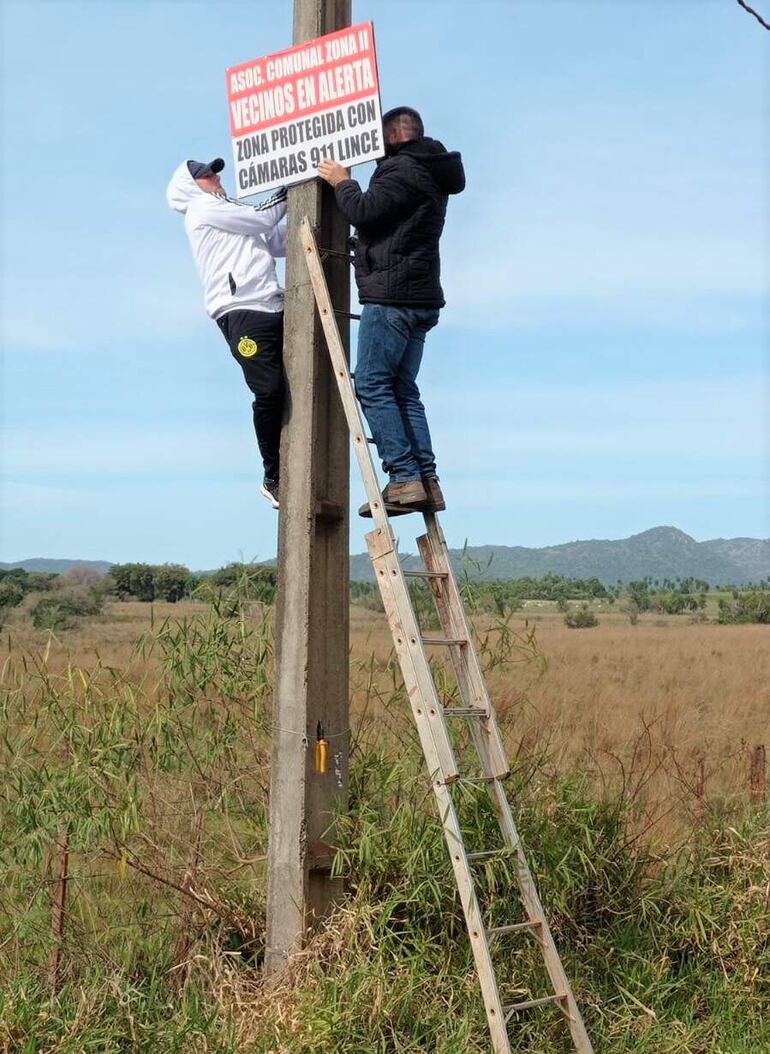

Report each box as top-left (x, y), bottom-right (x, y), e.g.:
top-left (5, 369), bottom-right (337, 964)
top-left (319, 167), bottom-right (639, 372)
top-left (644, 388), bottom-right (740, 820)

top-left (319, 106), bottom-right (465, 517)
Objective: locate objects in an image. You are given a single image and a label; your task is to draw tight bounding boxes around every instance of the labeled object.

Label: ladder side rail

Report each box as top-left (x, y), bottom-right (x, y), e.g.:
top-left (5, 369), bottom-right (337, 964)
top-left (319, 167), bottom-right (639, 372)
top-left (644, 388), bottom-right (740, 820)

top-left (300, 217), bottom-right (390, 533)
top-left (423, 520), bottom-right (595, 1051)
top-left (421, 516), bottom-right (506, 720)
top-left (367, 538), bottom-right (512, 1053)
top-left (366, 528), bottom-right (459, 783)
top-left (416, 528), bottom-right (510, 779)
top-left (415, 538), bottom-right (476, 706)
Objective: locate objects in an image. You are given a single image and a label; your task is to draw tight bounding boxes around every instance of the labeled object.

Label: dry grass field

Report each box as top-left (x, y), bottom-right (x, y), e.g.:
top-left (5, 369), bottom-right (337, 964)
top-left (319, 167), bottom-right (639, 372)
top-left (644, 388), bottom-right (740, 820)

top-left (2, 593), bottom-right (768, 1052)
top-left (351, 602), bottom-right (770, 836)
top-left (5, 596), bottom-right (767, 826)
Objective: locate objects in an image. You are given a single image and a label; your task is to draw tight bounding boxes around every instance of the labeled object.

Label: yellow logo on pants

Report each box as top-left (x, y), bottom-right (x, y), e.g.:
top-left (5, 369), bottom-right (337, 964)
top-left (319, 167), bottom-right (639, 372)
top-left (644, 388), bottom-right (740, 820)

top-left (238, 337), bottom-right (259, 358)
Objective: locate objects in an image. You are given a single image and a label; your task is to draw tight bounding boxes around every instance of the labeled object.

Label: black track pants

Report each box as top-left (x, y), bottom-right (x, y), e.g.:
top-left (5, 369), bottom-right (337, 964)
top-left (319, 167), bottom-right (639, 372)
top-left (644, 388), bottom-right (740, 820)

top-left (216, 309), bottom-right (285, 481)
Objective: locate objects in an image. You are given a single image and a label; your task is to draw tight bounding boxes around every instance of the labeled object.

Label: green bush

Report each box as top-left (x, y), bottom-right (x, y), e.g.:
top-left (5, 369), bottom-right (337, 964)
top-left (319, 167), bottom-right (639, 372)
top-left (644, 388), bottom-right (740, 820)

top-left (0, 567), bottom-right (29, 586)
top-left (152, 564), bottom-right (191, 603)
top-left (111, 562), bottom-right (156, 601)
top-left (30, 587), bottom-right (104, 631)
top-left (718, 591), bottom-right (770, 624)
top-left (196, 562), bottom-right (277, 604)
top-left (349, 580), bottom-right (383, 611)
top-left (0, 568), bottom-right (59, 596)
top-left (30, 599), bottom-right (72, 631)
top-left (485, 580), bottom-right (524, 616)
top-left (627, 579), bottom-right (652, 611)
top-left (25, 571), bottom-right (59, 592)
top-left (408, 580), bottom-right (440, 629)
top-left (111, 563), bottom-right (195, 603)
top-left (564, 603), bottom-right (599, 628)
top-left (0, 580), bottom-right (25, 609)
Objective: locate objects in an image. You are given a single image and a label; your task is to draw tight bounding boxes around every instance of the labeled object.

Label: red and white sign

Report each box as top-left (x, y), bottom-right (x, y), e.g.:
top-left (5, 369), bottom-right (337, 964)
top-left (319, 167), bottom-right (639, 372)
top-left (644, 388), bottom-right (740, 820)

top-left (226, 22), bottom-right (383, 198)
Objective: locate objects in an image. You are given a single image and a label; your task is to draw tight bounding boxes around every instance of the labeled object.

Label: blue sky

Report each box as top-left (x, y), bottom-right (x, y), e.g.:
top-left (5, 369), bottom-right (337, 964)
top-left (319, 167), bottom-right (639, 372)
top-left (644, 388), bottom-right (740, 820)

top-left (1, 0), bottom-right (768, 568)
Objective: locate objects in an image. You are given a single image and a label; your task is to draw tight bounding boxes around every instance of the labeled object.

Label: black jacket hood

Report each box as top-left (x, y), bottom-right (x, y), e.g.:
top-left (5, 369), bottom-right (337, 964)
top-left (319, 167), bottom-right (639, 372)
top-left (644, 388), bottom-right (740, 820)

top-left (387, 136), bottom-right (466, 195)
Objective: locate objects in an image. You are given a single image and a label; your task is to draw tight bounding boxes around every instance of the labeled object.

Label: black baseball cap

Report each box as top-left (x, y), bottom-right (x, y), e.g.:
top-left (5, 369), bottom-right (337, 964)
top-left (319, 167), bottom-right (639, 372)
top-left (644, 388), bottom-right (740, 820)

top-left (382, 106), bottom-right (424, 135)
top-left (187, 158), bottom-right (225, 179)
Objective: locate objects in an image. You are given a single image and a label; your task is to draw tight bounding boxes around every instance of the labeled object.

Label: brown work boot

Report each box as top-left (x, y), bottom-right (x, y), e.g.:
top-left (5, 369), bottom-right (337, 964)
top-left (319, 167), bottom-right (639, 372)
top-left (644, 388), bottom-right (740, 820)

top-left (422, 476), bottom-right (446, 512)
top-left (359, 479), bottom-right (428, 518)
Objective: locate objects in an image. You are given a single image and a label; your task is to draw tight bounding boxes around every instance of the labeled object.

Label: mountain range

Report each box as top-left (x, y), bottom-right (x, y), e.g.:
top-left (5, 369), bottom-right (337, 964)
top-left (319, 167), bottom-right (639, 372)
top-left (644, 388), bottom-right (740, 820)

top-left (0, 557), bottom-right (114, 575)
top-left (349, 527), bottom-right (769, 586)
top-left (2, 528), bottom-right (768, 586)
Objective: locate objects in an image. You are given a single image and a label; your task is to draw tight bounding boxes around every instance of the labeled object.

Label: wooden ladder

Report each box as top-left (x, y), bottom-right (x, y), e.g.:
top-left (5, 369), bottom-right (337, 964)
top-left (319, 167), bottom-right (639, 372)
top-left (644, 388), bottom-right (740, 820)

top-left (301, 216), bottom-right (594, 1054)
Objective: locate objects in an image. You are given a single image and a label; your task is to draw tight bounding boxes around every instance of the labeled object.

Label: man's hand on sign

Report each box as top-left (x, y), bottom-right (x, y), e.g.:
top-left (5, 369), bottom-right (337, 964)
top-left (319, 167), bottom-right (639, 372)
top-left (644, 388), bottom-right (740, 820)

top-left (318, 160), bottom-right (351, 188)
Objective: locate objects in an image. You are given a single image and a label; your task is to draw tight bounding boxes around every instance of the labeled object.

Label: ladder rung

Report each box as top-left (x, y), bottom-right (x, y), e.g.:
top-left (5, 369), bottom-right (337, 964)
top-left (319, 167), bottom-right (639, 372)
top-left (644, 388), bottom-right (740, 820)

top-left (455, 775), bottom-right (499, 785)
top-left (366, 436), bottom-right (376, 444)
top-left (421, 636), bottom-right (468, 646)
top-left (488, 920), bottom-right (542, 938)
top-left (403, 570), bottom-right (448, 579)
top-left (466, 849), bottom-right (506, 862)
top-left (467, 847), bottom-right (509, 864)
top-left (334, 308), bottom-right (362, 320)
top-left (443, 707), bottom-right (489, 719)
top-left (504, 994), bottom-right (566, 1020)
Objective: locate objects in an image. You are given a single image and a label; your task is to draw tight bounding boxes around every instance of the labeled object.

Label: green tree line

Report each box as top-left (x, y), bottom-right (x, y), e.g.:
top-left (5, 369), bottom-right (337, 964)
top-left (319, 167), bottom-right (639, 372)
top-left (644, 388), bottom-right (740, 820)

top-left (2, 564), bottom-right (769, 631)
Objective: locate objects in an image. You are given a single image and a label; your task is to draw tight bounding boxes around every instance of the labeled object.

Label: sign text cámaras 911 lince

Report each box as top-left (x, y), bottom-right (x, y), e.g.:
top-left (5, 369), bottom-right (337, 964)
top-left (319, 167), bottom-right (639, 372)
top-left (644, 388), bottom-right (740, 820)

top-left (226, 22), bottom-right (383, 197)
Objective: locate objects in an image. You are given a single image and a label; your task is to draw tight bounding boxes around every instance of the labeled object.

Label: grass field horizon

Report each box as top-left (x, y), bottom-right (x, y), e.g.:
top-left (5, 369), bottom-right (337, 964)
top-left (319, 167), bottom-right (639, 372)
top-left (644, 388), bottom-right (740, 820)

top-left (3, 518), bottom-right (768, 587)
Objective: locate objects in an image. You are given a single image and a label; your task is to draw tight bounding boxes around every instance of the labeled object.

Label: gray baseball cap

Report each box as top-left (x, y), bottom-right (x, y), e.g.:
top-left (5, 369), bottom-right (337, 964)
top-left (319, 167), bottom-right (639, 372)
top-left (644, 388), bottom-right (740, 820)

top-left (187, 158), bottom-right (225, 179)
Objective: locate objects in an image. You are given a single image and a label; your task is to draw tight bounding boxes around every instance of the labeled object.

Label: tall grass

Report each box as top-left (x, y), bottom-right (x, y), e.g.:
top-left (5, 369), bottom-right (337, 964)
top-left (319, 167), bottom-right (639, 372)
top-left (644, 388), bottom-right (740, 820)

top-left (1, 584), bottom-right (768, 1052)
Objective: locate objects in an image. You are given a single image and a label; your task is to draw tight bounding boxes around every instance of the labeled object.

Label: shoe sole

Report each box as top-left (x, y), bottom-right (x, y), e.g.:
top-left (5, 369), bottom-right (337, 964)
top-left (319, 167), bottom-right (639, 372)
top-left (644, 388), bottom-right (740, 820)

top-left (260, 485), bottom-right (279, 510)
top-left (359, 501), bottom-right (427, 519)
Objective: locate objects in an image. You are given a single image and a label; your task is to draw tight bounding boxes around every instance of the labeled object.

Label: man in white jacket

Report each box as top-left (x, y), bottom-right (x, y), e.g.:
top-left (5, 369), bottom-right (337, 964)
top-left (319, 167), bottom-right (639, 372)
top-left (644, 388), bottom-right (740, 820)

top-left (166, 158), bottom-right (287, 508)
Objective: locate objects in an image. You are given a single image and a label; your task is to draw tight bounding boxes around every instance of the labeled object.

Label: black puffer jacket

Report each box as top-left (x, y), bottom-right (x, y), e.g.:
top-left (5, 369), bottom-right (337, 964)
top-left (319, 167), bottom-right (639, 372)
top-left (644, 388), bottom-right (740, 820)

top-left (333, 137), bottom-right (465, 308)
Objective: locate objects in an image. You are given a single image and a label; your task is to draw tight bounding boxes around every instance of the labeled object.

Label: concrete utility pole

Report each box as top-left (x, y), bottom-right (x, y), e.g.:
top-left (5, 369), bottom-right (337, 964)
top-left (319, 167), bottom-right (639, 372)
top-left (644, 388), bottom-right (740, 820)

top-left (265, 0), bottom-right (352, 975)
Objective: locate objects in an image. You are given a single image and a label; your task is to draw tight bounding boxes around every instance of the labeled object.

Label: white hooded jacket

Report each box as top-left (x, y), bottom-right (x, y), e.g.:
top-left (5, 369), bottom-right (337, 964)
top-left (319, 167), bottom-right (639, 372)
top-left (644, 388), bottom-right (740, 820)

top-left (166, 161), bottom-right (287, 320)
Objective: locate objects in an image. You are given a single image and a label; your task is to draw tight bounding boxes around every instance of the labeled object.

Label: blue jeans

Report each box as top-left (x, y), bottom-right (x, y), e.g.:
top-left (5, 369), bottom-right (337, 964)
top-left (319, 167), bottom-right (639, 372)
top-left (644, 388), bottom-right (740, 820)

top-left (354, 304), bottom-right (440, 483)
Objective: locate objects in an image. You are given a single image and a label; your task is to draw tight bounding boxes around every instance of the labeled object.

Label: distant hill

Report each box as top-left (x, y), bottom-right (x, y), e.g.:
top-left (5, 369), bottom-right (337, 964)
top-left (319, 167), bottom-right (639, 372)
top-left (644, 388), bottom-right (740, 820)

top-left (3, 528), bottom-right (767, 586)
top-left (0, 558), bottom-right (113, 575)
top-left (349, 527), bottom-right (769, 586)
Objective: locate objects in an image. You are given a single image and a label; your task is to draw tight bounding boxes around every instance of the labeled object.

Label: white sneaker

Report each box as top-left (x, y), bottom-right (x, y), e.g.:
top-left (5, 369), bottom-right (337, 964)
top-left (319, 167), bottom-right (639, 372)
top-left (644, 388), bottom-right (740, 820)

top-left (260, 477), bottom-right (279, 510)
